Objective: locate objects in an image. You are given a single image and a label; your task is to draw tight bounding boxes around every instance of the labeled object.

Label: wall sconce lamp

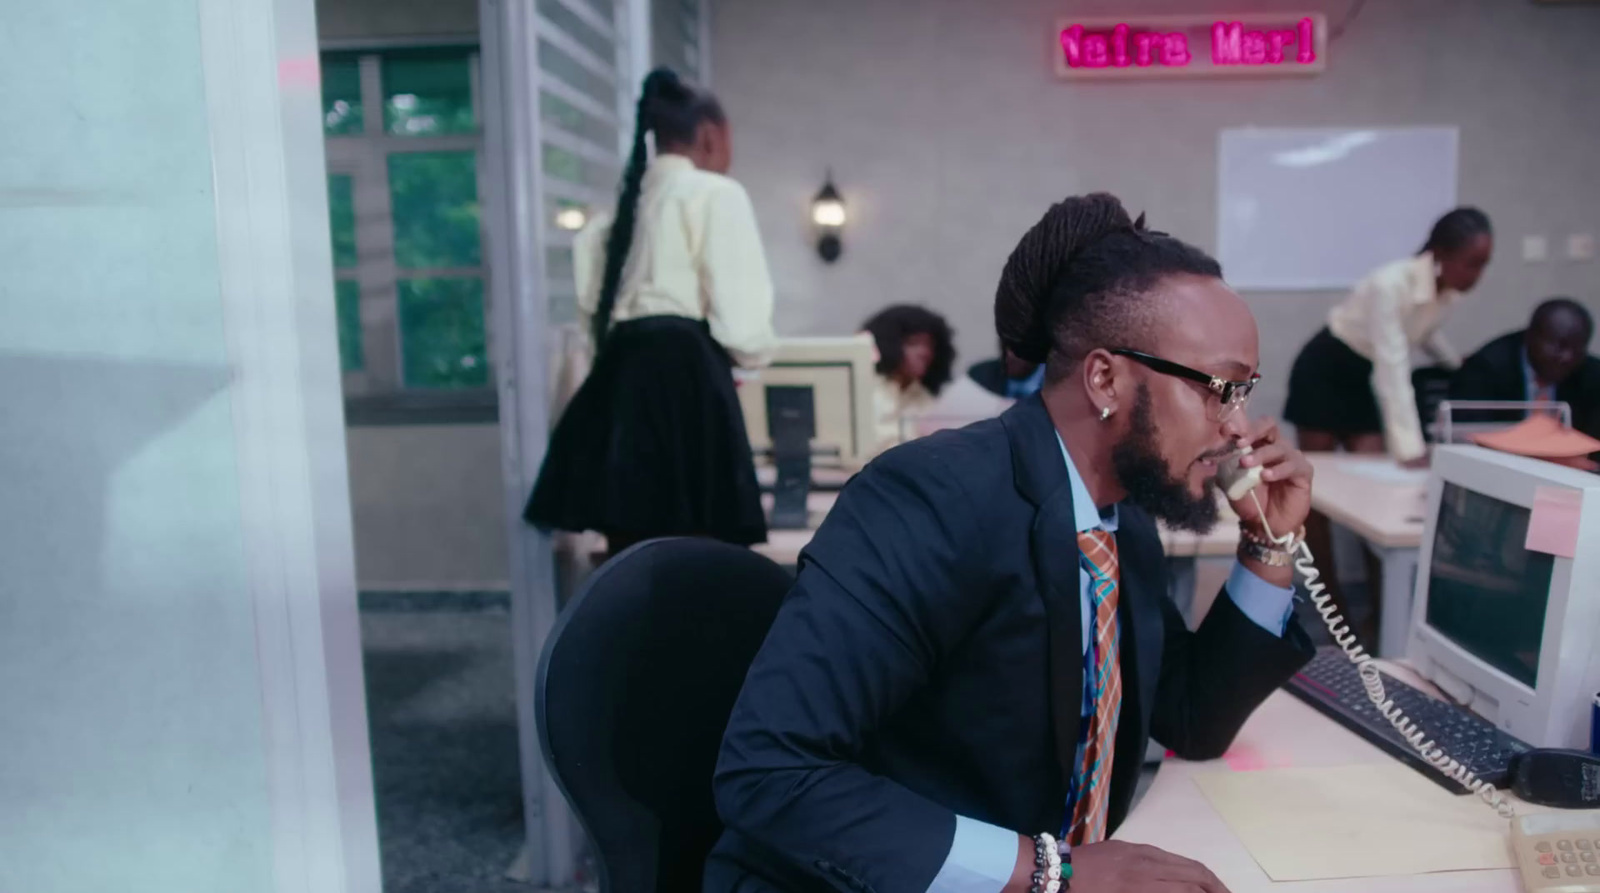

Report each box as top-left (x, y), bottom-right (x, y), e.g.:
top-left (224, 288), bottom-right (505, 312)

top-left (554, 204), bottom-right (588, 232)
top-left (811, 172), bottom-right (846, 263)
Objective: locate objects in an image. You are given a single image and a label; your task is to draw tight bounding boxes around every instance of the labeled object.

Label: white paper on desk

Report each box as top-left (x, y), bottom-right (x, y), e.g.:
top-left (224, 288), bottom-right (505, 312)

top-left (1191, 764), bottom-right (1515, 881)
top-left (1338, 460), bottom-right (1430, 486)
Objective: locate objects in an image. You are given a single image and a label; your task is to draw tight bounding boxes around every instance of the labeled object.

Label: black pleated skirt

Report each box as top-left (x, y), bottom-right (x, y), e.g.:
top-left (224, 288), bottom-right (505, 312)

top-left (1283, 327), bottom-right (1384, 434)
top-left (524, 315), bottom-right (767, 546)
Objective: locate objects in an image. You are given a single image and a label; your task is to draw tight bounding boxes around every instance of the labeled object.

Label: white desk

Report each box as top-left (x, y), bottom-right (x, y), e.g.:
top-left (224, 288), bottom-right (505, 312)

top-left (1118, 686), bottom-right (1524, 892)
top-left (1306, 455), bottom-right (1429, 657)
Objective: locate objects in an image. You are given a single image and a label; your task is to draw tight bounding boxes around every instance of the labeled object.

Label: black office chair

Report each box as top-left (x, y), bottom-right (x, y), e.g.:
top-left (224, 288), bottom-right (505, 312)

top-left (536, 538), bottom-right (792, 893)
top-left (1414, 365), bottom-right (1454, 442)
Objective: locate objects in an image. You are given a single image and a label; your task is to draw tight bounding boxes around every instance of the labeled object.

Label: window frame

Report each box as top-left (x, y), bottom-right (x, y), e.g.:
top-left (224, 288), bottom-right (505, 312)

top-left (318, 3), bottom-right (697, 425)
top-left (321, 44), bottom-right (496, 424)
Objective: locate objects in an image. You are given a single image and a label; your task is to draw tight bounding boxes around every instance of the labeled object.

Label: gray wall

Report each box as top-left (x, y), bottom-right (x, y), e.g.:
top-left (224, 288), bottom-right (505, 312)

top-left (714, 0), bottom-right (1600, 421)
top-left (345, 425), bottom-right (510, 589)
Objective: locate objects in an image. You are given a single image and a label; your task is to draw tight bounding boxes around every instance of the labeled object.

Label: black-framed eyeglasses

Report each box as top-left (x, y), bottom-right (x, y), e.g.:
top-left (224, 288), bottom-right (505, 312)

top-left (1111, 349), bottom-right (1260, 420)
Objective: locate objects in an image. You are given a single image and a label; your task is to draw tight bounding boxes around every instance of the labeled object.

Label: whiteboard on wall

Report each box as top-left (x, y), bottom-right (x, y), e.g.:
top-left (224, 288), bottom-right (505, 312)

top-left (1218, 127), bottom-right (1459, 291)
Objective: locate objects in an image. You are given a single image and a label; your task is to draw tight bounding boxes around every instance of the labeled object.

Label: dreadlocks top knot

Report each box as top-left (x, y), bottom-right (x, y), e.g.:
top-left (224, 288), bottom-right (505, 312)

top-left (993, 192), bottom-right (1222, 374)
top-left (994, 193), bottom-right (1132, 365)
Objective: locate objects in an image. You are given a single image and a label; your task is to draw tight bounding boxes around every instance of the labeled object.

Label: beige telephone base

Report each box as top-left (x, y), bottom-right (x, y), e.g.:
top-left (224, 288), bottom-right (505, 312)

top-left (1513, 812), bottom-right (1600, 891)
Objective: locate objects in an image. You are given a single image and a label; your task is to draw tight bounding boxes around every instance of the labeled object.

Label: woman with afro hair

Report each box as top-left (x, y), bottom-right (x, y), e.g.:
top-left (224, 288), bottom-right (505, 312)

top-left (862, 304), bottom-right (956, 451)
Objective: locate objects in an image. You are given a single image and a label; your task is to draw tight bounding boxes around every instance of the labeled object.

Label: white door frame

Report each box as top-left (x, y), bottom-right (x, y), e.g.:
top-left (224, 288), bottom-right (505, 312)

top-left (478, 0), bottom-right (579, 885)
top-left (197, 0), bottom-right (383, 890)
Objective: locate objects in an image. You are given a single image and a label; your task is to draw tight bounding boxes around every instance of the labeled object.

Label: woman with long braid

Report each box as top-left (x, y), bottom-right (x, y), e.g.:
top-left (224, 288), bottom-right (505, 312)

top-left (525, 68), bottom-right (776, 553)
top-left (1282, 208), bottom-right (1492, 644)
top-left (1284, 208), bottom-right (1494, 463)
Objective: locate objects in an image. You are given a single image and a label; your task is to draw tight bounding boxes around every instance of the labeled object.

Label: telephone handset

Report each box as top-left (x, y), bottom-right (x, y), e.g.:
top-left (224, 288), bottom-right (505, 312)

top-left (1214, 450), bottom-right (1264, 503)
top-left (1215, 445), bottom-right (1515, 818)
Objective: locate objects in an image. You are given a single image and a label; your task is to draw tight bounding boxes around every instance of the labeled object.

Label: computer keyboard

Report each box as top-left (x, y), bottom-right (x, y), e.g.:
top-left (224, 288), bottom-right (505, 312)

top-left (1284, 646), bottom-right (1534, 794)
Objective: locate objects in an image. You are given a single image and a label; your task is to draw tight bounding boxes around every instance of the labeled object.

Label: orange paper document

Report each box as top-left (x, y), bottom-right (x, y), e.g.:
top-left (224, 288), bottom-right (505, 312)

top-left (1526, 486), bottom-right (1582, 558)
top-left (1472, 413), bottom-right (1600, 459)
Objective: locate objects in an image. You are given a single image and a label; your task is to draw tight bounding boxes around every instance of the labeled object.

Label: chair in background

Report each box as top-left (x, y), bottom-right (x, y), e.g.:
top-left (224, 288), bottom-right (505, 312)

top-left (536, 538), bottom-right (792, 893)
top-left (1413, 365), bottom-right (1454, 444)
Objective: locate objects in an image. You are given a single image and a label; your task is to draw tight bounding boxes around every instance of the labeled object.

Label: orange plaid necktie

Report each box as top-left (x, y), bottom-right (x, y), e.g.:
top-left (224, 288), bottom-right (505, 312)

top-left (1068, 528), bottom-right (1122, 845)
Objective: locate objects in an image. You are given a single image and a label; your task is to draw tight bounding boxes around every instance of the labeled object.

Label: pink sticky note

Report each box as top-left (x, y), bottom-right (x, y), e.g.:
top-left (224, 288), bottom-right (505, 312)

top-left (1221, 743), bottom-right (1291, 772)
top-left (1526, 486), bottom-right (1582, 558)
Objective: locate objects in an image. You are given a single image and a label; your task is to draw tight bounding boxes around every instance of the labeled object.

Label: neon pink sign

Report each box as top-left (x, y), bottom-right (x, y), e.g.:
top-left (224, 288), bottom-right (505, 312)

top-left (1056, 14), bottom-right (1325, 79)
top-left (1211, 18), bottom-right (1317, 66)
top-left (1060, 23), bottom-right (1192, 70)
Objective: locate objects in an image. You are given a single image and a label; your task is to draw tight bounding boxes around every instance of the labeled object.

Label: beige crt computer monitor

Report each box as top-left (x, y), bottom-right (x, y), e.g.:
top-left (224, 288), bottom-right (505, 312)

top-left (1406, 444), bottom-right (1600, 749)
top-left (739, 334), bottom-right (878, 471)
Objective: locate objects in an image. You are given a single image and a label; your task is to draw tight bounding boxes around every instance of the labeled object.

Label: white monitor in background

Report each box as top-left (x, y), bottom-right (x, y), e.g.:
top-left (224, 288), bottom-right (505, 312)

top-left (1406, 445), bottom-right (1600, 748)
top-left (738, 334), bottom-right (878, 471)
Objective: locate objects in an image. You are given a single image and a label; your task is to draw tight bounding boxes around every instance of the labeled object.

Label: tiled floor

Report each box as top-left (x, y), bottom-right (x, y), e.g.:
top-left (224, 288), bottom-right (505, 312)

top-left (360, 593), bottom-right (530, 893)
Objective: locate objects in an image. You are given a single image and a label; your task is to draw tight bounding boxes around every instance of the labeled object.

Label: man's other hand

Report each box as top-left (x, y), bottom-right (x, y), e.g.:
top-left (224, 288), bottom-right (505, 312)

top-left (1070, 840), bottom-right (1231, 892)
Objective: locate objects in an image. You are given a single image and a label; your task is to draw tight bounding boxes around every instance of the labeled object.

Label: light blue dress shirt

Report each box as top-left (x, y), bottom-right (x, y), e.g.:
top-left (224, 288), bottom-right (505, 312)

top-left (1522, 348), bottom-right (1556, 407)
top-left (1004, 365), bottom-right (1047, 400)
top-left (927, 436), bottom-right (1295, 893)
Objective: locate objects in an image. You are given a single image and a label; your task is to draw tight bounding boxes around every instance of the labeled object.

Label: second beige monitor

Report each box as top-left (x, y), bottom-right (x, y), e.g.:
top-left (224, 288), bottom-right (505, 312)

top-left (739, 334), bottom-right (878, 471)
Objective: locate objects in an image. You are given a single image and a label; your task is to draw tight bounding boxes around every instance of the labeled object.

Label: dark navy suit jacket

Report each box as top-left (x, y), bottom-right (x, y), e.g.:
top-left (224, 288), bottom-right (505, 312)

top-left (706, 396), bottom-right (1314, 893)
top-left (1450, 330), bottom-right (1600, 439)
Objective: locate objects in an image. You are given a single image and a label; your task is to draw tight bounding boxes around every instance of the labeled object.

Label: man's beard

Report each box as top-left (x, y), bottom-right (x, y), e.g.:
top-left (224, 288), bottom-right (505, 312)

top-left (1111, 385), bottom-right (1222, 534)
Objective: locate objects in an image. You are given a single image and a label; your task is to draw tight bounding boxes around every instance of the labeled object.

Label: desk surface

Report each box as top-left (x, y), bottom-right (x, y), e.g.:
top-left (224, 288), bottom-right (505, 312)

top-left (1117, 685), bottom-right (1524, 892)
top-left (1306, 454), bottom-right (1429, 550)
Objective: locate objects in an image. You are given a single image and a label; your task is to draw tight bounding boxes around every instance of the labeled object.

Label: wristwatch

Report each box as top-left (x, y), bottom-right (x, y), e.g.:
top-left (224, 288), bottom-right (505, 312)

top-left (1237, 522), bottom-right (1303, 567)
top-left (1238, 538), bottom-right (1293, 567)
top-left (1238, 522), bottom-right (1305, 549)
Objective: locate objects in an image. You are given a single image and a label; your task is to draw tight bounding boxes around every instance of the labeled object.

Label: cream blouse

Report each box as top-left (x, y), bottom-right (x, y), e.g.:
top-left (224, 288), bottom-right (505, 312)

top-left (1326, 253), bottom-right (1463, 461)
top-left (575, 154), bottom-right (777, 368)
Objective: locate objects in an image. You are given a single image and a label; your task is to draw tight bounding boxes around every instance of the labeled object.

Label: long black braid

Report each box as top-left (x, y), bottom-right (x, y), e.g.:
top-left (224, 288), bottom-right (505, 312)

top-left (589, 68), bottom-right (726, 349)
top-left (994, 192), bottom-right (1221, 378)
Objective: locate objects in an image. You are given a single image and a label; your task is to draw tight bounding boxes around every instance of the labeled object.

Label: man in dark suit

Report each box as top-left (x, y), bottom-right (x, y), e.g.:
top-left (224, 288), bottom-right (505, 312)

top-left (969, 340), bottom-right (1046, 399)
top-left (1450, 298), bottom-right (1600, 437)
top-left (708, 194), bottom-right (1315, 893)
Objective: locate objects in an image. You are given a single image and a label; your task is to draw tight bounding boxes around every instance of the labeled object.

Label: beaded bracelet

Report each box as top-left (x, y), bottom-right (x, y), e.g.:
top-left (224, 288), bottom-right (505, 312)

top-left (1031, 832), bottom-right (1068, 893)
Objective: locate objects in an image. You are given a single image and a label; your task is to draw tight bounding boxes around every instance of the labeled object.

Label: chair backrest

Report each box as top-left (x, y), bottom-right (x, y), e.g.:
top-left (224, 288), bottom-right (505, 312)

top-left (1413, 365), bottom-right (1454, 442)
top-left (536, 538), bottom-right (791, 893)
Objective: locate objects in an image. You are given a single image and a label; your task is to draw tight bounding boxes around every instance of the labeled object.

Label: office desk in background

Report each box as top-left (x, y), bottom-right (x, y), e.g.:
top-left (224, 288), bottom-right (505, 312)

top-left (755, 488), bottom-right (1235, 619)
top-left (1305, 454), bottom-right (1429, 657)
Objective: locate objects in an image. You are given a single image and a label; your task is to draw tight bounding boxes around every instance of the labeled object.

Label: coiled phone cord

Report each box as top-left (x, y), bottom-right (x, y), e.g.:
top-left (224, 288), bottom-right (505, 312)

top-left (1243, 486), bottom-right (1515, 818)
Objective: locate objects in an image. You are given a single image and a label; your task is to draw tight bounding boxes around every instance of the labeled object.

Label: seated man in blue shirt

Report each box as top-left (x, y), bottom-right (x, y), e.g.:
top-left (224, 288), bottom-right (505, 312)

top-left (707, 194), bottom-right (1315, 893)
top-left (970, 340), bottom-right (1047, 399)
top-left (1450, 297), bottom-right (1600, 438)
